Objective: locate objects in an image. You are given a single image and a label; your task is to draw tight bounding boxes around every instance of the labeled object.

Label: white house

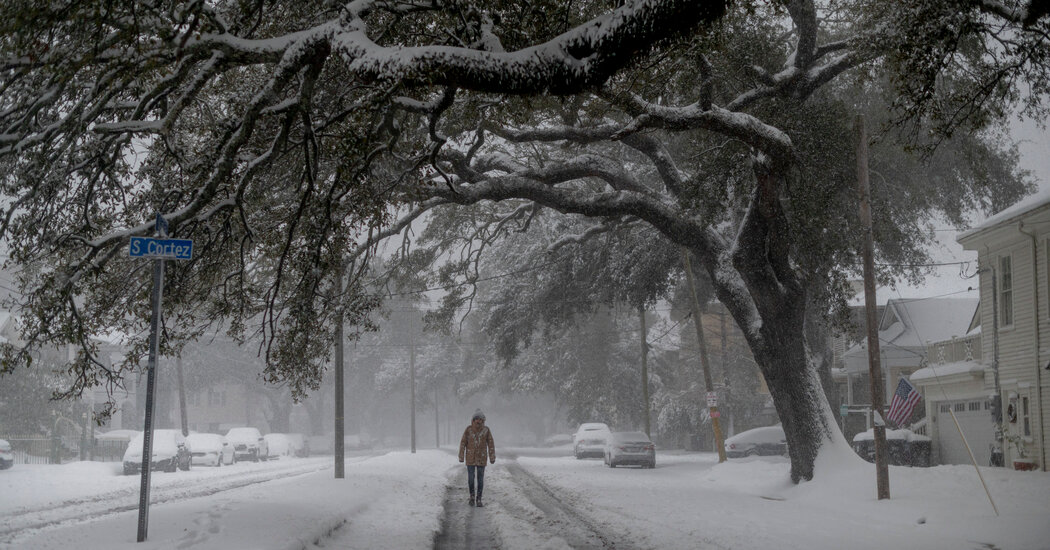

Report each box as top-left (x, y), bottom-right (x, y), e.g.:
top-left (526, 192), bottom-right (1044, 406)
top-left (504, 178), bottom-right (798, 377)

top-left (841, 297), bottom-right (979, 409)
top-left (941, 189), bottom-right (1050, 471)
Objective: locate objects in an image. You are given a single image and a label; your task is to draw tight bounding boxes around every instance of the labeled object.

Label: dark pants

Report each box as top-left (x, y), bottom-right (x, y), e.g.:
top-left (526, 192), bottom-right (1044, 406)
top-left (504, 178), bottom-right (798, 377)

top-left (466, 465), bottom-right (485, 497)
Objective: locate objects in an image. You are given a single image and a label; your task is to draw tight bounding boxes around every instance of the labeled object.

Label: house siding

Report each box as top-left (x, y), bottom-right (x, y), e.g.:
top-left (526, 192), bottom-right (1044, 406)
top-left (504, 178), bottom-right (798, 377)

top-left (961, 205), bottom-right (1050, 471)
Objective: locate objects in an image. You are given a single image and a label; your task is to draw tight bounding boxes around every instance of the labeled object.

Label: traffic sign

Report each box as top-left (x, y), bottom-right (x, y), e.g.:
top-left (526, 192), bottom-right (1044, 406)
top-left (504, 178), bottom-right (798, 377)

top-left (840, 404), bottom-right (849, 418)
top-left (706, 391), bottom-right (718, 407)
top-left (129, 237), bottom-right (193, 260)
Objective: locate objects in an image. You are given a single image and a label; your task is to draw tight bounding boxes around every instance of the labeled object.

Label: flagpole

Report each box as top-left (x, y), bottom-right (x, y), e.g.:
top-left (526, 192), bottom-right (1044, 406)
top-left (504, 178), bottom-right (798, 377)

top-left (946, 406), bottom-right (999, 516)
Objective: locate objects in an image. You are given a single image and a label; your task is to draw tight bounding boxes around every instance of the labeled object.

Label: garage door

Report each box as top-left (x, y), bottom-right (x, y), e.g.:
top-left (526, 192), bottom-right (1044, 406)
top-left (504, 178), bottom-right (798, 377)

top-left (935, 399), bottom-right (996, 466)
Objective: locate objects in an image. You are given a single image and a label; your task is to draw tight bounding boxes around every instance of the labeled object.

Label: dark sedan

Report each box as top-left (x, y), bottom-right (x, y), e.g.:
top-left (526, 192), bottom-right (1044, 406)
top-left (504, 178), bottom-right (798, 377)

top-left (604, 431), bottom-right (656, 468)
top-left (724, 426), bottom-right (787, 458)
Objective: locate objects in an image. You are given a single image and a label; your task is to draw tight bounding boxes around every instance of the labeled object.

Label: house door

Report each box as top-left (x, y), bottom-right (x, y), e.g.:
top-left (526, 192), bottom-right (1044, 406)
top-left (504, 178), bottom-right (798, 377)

top-left (935, 399), bottom-right (995, 466)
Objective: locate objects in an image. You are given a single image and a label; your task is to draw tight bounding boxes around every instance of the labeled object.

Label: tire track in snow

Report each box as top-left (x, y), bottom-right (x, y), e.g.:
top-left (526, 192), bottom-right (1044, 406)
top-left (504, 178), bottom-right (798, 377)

top-left (433, 477), bottom-right (501, 549)
top-left (501, 461), bottom-right (622, 549)
top-left (0, 459), bottom-right (338, 544)
top-left (433, 457), bottom-right (623, 549)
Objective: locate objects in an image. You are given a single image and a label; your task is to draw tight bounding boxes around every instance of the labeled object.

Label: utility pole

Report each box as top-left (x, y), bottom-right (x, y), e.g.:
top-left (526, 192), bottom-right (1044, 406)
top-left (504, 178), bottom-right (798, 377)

top-left (175, 354), bottom-right (188, 436)
top-left (856, 115), bottom-right (890, 500)
top-left (435, 385), bottom-right (440, 448)
top-left (410, 337), bottom-right (417, 453)
top-left (681, 248), bottom-right (727, 462)
top-left (720, 305), bottom-right (733, 435)
top-left (639, 304), bottom-right (651, 437)
top-left (333, 261), bottom-right (345, 479)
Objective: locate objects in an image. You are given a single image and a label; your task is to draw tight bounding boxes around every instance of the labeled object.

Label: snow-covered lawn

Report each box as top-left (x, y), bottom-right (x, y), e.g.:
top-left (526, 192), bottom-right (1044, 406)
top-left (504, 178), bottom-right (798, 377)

top-left (3, 447), bottom-right (1048, 549)
top-left (516, 449), bottom-right (1050, 549)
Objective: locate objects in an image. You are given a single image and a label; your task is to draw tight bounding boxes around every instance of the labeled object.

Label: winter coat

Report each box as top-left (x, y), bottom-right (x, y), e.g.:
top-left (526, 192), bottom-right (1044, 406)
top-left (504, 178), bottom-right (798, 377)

top-left (458, 424), bottom-right (495, 466)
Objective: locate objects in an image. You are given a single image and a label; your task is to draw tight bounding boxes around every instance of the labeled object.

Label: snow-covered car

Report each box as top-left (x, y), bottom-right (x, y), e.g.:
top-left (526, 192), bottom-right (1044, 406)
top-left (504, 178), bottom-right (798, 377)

top-left (264, 433), bottom-right (292, 458)
top-left (123, 430), bottom-right (192, 474)
top-left (285, 433), bottom-right (309, 457)
top-left (345, 433), bottom-right (373, 450)
top-left (852, 428), bottom-right (931, 466)
top-left (0, 438), bottom-right (14, 469)
top-left (186, 433), bottom-right (235, 466)
top-left (225, 427), bottom-right (268, 462)
top-left (604, 431), bottom-right (656, 468)
top-left (724, 425), bottom-right (787, 458)
top-left (573, 422), bottom-right (611, 459)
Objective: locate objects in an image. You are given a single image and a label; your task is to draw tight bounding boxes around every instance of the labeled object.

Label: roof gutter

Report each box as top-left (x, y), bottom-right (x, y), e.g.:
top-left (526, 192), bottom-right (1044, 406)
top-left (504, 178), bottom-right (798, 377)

top-left (1017, 221), bottom-right (1046, 471)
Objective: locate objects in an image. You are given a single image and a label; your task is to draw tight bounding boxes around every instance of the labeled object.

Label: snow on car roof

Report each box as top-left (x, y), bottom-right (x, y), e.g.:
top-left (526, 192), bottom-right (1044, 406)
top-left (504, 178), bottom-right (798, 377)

top-left (724, 426), bottom-right (785, 445)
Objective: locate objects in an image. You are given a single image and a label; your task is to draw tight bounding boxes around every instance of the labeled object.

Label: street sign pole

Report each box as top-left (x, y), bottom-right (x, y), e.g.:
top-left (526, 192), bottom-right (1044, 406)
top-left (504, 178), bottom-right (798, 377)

top-left (136, 254), bottom-right (164, 542)
top-left (132, 213), bottom-right (191, 542)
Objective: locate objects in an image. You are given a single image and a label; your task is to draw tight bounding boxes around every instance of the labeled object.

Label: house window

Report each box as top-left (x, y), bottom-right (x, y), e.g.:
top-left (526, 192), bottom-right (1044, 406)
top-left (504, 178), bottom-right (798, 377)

top-left (940, 403), bottom-right (951, 413)
top-left (954, 402), bottom-right (966, 413)
top-left (999, 255), bottom-right (1013, 326)
top-left (1022, 396), bottom-right (1031, 437)
top-left (968, 401), bottom-right (981, 412)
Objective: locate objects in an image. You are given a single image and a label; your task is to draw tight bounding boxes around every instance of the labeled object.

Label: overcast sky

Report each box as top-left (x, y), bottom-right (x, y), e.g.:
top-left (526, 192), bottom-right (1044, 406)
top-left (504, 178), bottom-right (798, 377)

top-left (878, 115), bottom-right (1050, 302)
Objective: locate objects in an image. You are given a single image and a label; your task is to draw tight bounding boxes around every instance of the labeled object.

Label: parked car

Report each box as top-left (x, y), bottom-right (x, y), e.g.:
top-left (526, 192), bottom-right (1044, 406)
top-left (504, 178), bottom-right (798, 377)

top-left (573, 422), bottom-right (611, 459)
top-left (186, 433), bottom-right (235, 466)
top-left (264, 433), bottom-right (292, 458)
top-left (852, 428), bottom-right (931, 467)
top-left (724, 425), bottom-right (787, 458)
top-left (285, 433), bottom-right (309, 457)
top-left (345, 433), bottom-right (373, 451)
top-left (123, 430), bottom-right (192, 475)
top-left (225, 427), bottom-right (269, 462)
top-left (0, 438), bottom-right (13, 469)
top-left (604, 431), bottom-right (656, 468)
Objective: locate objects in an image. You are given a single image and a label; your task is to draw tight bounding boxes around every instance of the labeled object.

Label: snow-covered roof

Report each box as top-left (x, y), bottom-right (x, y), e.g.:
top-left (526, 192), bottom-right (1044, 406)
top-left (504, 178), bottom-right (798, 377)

top-left (910, 360), bottom-right (985, 383)
top-left (842, 297), bottom-right (978, 374)
top-left (958, 187), bottom-right (1050, 242)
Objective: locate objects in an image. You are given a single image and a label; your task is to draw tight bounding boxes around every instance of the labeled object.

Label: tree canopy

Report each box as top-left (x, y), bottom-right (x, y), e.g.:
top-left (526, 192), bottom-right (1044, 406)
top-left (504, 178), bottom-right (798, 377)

top-left (1, 0), bottom-right (1046, 481)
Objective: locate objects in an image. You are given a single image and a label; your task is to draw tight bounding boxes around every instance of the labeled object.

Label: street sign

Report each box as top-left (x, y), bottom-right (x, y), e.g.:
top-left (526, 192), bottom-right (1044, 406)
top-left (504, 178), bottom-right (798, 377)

top-left (131, 214), bottom-right (189, 541)
top-left (129, 237), bottom-right (193, 260)
top-left (706, 391), bottom-right (718, 407)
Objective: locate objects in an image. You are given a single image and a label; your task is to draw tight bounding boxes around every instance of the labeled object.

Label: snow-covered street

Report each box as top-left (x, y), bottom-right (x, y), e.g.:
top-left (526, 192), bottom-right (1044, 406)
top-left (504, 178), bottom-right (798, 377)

top-left (4, 446), bottom-right (1049, 550)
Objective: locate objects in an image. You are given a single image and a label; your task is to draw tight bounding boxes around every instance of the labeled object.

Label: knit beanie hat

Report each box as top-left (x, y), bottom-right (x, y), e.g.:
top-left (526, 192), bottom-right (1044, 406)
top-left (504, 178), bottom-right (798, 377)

top-left (472, 408), bottom-right (486, 421)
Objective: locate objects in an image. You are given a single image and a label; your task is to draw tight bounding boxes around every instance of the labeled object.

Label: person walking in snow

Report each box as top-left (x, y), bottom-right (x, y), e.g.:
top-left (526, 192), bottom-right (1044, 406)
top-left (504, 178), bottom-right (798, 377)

top-left (458, 409), bottom-right (495, 507)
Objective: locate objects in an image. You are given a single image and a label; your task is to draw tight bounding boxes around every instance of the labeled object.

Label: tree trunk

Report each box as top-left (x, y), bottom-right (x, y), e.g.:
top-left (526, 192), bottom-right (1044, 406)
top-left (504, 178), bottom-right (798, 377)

top-left (706, 163), bottom-right (843, 483)
top-left (726, 277), bottom-right (842, 482)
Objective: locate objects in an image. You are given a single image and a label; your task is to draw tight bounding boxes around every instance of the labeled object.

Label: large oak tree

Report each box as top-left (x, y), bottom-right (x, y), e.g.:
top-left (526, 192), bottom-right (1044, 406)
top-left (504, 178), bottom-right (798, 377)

top-left (0, 0), bottom-right (1045, 481)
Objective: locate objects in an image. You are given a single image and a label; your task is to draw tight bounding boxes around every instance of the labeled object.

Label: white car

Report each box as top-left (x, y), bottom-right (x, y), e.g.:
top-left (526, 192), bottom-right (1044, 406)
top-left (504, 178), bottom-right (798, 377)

top-left (123, 430), bottom-right (192, 474)
top-left (0, 438), bottom-right (13, 469)
top-left (573, 422), bottom-right (611, 459)
top-left (263, 433), bottom-right (292, 458)
top-left (286, 433), bottom-right (309, 457)
top-left (225, 427), bottom-right (268, 462)
top-left (186, 433), bottom-right (235, 466)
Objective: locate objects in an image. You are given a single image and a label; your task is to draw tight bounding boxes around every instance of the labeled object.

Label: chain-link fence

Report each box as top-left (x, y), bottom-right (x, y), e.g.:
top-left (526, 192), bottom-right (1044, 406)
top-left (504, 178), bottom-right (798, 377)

top-left (0, 434), bottom-right (131, 464)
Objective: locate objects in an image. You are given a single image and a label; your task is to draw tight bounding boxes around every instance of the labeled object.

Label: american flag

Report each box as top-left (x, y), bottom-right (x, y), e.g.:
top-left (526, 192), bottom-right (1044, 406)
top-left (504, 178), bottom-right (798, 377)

top-left (887, 377), bottom-right (921, 427)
